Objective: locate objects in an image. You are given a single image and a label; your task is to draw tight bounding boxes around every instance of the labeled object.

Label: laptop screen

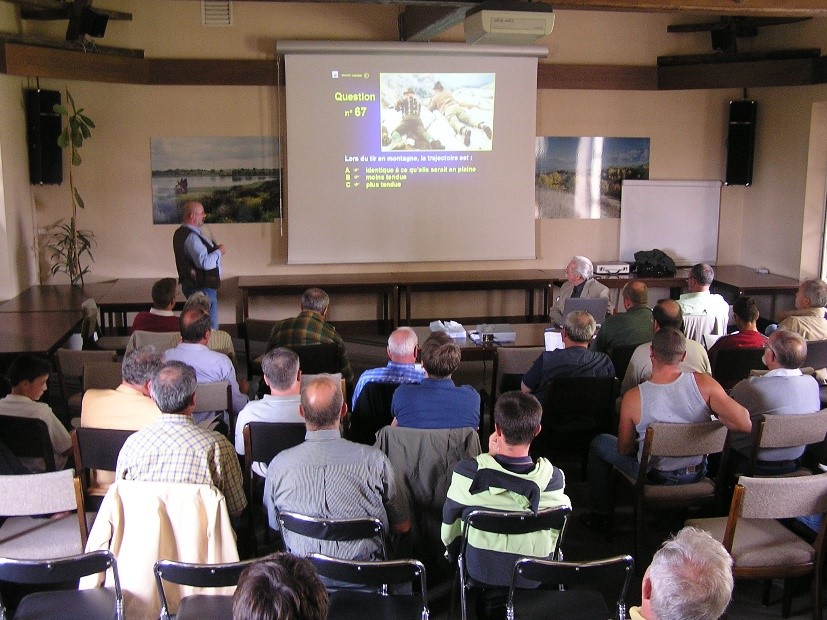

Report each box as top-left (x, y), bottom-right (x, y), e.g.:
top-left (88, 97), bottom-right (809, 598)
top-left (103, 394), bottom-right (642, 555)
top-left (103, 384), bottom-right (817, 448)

top-left (562, 297), bottom-right (609, 323)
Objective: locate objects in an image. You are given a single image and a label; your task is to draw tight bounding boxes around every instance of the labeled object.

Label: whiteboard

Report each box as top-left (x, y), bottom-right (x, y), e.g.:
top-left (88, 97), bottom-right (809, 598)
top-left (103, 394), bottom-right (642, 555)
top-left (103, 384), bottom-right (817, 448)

top-left (619, 180), bottom-right (721, 266)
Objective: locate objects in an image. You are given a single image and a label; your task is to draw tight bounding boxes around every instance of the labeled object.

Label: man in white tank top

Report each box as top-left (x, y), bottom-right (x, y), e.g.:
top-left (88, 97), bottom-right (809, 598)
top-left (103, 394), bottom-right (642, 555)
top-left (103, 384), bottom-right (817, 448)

top-left (581, 328), bottom-right (751, 531)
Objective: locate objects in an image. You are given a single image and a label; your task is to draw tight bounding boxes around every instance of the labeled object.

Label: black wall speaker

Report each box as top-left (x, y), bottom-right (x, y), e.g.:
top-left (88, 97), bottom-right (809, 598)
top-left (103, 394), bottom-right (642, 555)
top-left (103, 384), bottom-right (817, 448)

top-left (25, 89), bottom-right (63, 185)
top-left (725, 99), bottom-right (757, 186)
top-left (81, 7), bottom-right (109, 38)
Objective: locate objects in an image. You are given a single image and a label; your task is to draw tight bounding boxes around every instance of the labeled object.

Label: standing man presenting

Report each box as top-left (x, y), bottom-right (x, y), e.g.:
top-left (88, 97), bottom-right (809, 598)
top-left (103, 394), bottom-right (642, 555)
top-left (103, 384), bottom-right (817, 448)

top-left (173, 201), bottom-right (224, 329)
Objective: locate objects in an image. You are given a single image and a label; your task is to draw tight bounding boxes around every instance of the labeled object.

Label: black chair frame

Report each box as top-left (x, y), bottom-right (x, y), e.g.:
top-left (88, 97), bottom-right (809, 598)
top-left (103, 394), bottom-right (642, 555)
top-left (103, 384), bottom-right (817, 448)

top-left (277, 511), bottom-right (389, 560)
top-left (154, 559), bottom-right (257, 620)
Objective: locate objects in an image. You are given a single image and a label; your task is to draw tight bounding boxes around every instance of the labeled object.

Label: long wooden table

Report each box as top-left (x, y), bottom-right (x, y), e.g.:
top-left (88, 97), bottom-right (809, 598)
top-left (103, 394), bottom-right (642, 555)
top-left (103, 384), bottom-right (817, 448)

top-left (0, 310), bottom-right (83, 369)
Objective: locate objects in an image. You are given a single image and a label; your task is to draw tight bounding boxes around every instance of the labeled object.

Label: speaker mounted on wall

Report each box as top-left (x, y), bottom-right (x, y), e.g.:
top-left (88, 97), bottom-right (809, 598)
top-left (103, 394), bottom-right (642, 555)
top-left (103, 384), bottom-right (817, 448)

top-left (25, 89), bottom-right (63, 185)
top-left (725, 99), bottom-right (757, 186)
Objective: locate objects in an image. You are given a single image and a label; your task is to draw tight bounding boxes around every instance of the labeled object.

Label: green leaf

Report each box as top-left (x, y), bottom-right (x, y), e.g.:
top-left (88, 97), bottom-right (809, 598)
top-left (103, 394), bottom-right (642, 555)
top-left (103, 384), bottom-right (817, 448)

top-left (74, 188), bottom-right (85, 209)
top-left (53, 103), bottom-right (68, 116)
top-left (72, 151), bottom-right (82, 166)
top-left (57, 132), bottom-right (69, 148)
top-left (79, 115), bottom-right (96, 129)
top-left (80, 124), bottom-right (91, 139)
top-left (72, 133), bottom-right (83, 149)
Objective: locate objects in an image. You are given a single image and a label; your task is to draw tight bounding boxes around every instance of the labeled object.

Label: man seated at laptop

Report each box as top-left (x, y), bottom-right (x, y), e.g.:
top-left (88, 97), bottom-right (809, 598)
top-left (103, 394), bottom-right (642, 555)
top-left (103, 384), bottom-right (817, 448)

top-left (549, 256), bottom-right (613, 327)
top-left (521, 310), bottom-right (615, 404)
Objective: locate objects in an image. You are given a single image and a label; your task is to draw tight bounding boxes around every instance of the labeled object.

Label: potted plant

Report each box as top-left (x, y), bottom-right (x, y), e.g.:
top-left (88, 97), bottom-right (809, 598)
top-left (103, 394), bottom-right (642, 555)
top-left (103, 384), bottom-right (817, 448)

top-left (46, 90), bottom-right (95, 287)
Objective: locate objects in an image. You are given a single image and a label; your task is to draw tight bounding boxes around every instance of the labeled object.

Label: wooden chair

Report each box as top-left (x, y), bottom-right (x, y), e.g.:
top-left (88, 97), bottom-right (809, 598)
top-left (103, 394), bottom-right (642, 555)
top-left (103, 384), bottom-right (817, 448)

top-left (505, 554), bottom-right (634, 620)
top-left (609, 343), bottom-right (643, 382)
top-left (737, 409), bottom-right (827, 477)
top-left (710, 346), bottom-right (766, 391)
top-left (80, 298), bottom-right (130, 353)
top-left (193, 381), bottom-right (234, 437)
top-left (0, 550), bottom-right (124, 620)
top-left (457, 507), bottom-right (570, 620)
top-left (614, 420), bottom-right (729, 570)
top-left (349, 382), bottom-right (400, 445)
top-left (0, 469), bottom-right (88, 559)
top-left (241, 318), bottom-right (277, 380)
top-left (493, 346), bottom-right (544, 396)
top-left (242, 421), bottom-right (306, 550)
top-left (804, 339), bottom-right (827, 371)
top-left (0, 415), bottom-right (57, 472)
top-left (534, 376), bottom-right (618, 478)
top-left (276, 511), bottom-right (389, 561)
top-left (688, 473), bottom-right (827, 620)
top-left (55, 349), bottom-right (118, 418)
top-left (308, 554), bottom-right (429, 620)
top-left (72, 427), bottom-right (136, 514)
top-left (125, 330), bottom-right (181, 356)
top-left (154, 559), bottom-right (256, 620)
top-left (289, 342), bottom-right (340, 375)
top-left (82, 360), bottom-right (123, 391)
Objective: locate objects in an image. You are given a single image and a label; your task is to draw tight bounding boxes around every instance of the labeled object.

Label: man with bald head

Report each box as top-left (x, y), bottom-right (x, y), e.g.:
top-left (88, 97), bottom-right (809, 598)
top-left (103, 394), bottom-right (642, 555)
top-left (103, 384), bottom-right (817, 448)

top-left (173, 200), bottom-right (225, 329)
top-left (591, 281), bottom-right (653, 353)
top-left (621, 299), bottom-right (711, 397)
top-left (264, 374), bottom-right (410, 560)
top-left (165, 307), bottom-right (249, 429)
top-left (352, 326), bottom-right (425, 408)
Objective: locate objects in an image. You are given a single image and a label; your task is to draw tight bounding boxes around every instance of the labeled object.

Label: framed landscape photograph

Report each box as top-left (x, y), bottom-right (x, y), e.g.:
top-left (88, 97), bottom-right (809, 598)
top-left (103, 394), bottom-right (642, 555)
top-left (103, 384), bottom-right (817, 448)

top-left (151, 136), bottom-right (280, 224)
top-left (535, 136), bottom-right (650, 219)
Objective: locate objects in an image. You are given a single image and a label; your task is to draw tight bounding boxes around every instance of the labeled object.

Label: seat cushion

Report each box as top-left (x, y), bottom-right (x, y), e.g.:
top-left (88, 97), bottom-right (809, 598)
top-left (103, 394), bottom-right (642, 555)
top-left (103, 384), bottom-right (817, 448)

top-left (512, 589), bottom-right (610, 620)
top-left (687, 517), bottom-right (816, 567)
top-left (642, 478), bottom-right (715, 502)
top-left (0, 514), bottom-right (83, 560)
top-left (176, 594), bottom-right (235, 620)
top-left (14, 588), bottom-right (117, 620)
top-left (327, 591), bottom-right (425, 620)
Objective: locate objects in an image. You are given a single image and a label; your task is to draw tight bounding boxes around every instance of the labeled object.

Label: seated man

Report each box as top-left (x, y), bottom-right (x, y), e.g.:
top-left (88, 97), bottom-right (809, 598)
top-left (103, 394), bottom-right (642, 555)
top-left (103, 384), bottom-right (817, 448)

top-left (233, 552), bottom-right (328, 620)
top-left (0, 354), bottom-right (71, 471)
top-left (182, 291), bottom-right (235, 358)
top-left (266, 287), bottom-right (354, 388)
top-left (549, 256), bottom-right (612, 327)
top-left (521, 310), bottom-right (615, 404)
top-left (352, 326), bottom-right (424, 408)
top-left (391, 331), bottom-right (480, 429)
top-left (264, 374), bottom-right (410, 560)
top-left (775, 278), bottom-right (827, 341)
top-left (130, 277), bottom-right (179, 334)
top-left (582, 328), bottom-right (751, 529)
top-left (590, 281), bottom-right (653, 353)
top-left (677, 263), bottom-right (731, 319)
top-left (729, 329), bottom-right (820, 474)
top-left (164, 307), bottom-right (249, 429)
top-left (235, 347), bottom-right (303, 476)
top-left (116, 360), bottom-right (247, 518)
top-left (81, 346), bottom-right (164, 430)
top-left (631, 527), bottom-right (733, 620)
top-left (621, 299), bottom-right (711, 397)
top-left (442, 391), bottom-right (571, 616)
top-left (707, 296), bottom-right (767, 362)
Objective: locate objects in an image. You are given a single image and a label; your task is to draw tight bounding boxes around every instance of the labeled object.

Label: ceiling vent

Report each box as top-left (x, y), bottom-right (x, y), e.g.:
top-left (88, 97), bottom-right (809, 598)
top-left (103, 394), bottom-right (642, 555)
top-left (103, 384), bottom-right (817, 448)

top-left (202, 1), bottom-right (233, 27)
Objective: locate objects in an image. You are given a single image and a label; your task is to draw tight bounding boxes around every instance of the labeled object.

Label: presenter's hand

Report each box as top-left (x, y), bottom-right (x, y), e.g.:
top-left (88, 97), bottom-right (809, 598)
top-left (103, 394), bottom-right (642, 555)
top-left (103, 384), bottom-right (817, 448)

top-left (217, 243), bottom-right (226, 255)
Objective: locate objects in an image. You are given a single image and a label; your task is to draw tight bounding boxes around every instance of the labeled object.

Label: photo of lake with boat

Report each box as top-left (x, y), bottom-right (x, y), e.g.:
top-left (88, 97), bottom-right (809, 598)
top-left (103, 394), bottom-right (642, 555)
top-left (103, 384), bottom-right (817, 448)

top-left (151, 136), bottom-right (280, 224)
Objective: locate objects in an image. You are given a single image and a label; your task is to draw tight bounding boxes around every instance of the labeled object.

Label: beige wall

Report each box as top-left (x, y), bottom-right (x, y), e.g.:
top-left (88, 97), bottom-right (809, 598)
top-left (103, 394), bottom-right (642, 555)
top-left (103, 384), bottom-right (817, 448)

top-left (1, 3), bottom-right (826, 318)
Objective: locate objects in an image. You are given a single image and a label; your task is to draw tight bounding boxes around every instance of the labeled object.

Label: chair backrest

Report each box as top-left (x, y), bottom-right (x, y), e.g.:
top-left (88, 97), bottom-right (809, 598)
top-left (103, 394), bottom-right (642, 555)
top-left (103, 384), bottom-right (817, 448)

top-left (193, 381), bottom-right (234, 434)
top-left (610, 344), bottom-right (644, 382)
top-left (56, 348), bottom-right (118, 381)
top-left (242, 421), bottom-right (306, 503)
top-left (0, 469), bottom-right (78, 517)
top-left (736, 472), bottom-right (827, 521)
top-left (126, 330), bottom-right (181, 356)
top-left (72, 427), bottom-right (136, 479)
top-left (349, 381), bottom-right (401, 444)
top-left (683, 313), bottom-right (726, 343)
top-left (495, 347), bottom-right (543, 394)
top-left (644, 420), bottom-right (728, 460)
top-left (308, 553), bottom-right (428, 603)
top-left (711, 347), bottom-right (766, 391)
top-left (804, 339), bottom-right (827, 371)
top-left (277, 510), bottom-right (389, 560)
top-left (82, 360), bottom-right (124, 391)
top-left (0, 415), bottom-right (56, 471)
top-left (154, 558), bottom-right (256, 620)
top-left (752, 409), bottom-right (827, 453)
top-left (289, 342), bottom-right (340, 375)
top-left (508, 555), bottom-right (635, 620)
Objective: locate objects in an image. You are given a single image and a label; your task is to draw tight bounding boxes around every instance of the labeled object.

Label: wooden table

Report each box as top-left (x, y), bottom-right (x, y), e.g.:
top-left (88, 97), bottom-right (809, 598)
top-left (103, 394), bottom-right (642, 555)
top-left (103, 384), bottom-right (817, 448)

top-left (711, 265), bottom-right (800, 318)
top-left (0, 310), bottom-right (83, 369)
top-left (0, 281), bottom-right (114, 313)
top-left (96, 278), bottom-right (186, 329)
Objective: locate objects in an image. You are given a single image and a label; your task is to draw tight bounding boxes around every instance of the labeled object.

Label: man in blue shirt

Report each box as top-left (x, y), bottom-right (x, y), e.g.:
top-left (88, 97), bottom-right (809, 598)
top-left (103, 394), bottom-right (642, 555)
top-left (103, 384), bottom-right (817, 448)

top-left (391, 331), bottom-right (479, 429)
top-left (352, 326), bottom-right (425, 408)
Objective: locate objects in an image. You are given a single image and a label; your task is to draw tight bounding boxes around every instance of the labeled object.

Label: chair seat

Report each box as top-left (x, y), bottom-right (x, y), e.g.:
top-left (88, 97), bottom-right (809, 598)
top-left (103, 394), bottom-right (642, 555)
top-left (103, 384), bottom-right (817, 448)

top-left (327, 590), bottom-right (425, 620)
top-left (0, 514), bottom-right (83, 560)
top-left (14, 587), bottom-right (118, 620)
top-left (512, 589), bottom-right (610, 620)
top-left (175, 593), bottom-right (235, 620)
top-left (687, 517), bottom-right (816, 567)
top-left (641, 478), bottom-right (716, 502)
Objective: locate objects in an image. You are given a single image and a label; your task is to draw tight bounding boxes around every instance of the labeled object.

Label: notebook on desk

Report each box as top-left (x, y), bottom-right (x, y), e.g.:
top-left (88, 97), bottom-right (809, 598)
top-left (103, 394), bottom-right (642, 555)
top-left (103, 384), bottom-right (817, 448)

top-left (563, 297), bottom-right (609, 323)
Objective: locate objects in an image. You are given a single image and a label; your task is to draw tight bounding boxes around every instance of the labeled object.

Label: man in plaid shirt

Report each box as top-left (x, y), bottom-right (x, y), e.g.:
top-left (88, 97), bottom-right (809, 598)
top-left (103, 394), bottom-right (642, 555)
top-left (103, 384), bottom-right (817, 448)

top-left (266, 288), bottom-right (354, 387)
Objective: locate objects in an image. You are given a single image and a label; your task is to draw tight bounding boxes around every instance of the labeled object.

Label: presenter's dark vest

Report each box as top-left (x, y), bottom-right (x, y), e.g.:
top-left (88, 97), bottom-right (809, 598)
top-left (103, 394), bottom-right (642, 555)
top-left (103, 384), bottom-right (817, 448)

top-left (173, 225), bottom-right (221, 290)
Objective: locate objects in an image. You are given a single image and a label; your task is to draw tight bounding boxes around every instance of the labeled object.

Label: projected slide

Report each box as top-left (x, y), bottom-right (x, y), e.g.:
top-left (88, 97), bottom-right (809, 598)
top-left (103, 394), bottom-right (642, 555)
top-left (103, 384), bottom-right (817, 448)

top-left (280, 42), bottom-right (542, 264)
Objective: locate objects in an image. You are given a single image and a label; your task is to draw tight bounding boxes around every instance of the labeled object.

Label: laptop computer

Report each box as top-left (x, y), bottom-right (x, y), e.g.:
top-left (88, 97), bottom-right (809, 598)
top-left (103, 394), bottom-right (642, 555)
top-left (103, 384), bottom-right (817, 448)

top-left (562, 297), bottom-right (609, 324)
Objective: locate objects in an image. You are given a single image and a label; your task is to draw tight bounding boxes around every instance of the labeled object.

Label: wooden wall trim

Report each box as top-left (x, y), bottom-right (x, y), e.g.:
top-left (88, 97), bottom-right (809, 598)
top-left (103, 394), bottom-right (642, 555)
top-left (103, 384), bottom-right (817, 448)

top-left (658, 56), bottom-right (819, 90)
top-left (537, 63), bottom-right (657, 90)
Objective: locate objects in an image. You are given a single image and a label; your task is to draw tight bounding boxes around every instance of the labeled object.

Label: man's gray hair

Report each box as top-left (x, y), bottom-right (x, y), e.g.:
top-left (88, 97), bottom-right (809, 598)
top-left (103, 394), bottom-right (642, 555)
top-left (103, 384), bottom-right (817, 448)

top-left (183, 291), bottom-right (212, 312)
top-left (648, 527), bottom-right (733, 620)
top-left (569, 255), bottom-right (594, 280)
top-left (262, 347), bottom-right (300, 391)
top-left (301, 288), bottom-right (330, 313)
top-left (564, 310), bottom-right (596, 343)
top-left (388, 327), bottom-right (418, 358)
top-left (300, 374), bottom-right (343, 429)
top-left (150, 360), bottom-right (197, 414)
top-left (800, 279), bottom-right (827, 307)
top-left (651, 328), bottom-right (686, 365)
top-left (121, 346), bottom-right (165, 386)
top-left (690, 263), bottom-right (715, 286)
top-left (768, 329), bottom-right (807, 369)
